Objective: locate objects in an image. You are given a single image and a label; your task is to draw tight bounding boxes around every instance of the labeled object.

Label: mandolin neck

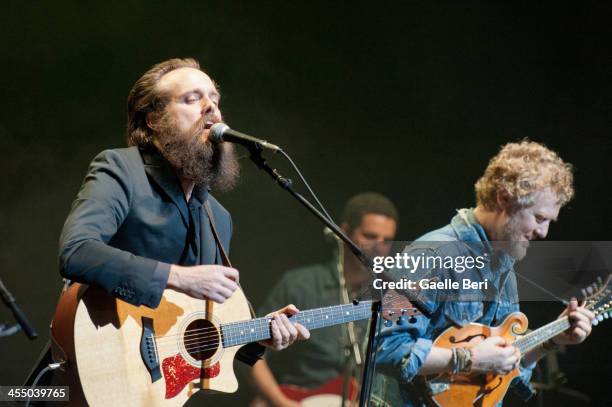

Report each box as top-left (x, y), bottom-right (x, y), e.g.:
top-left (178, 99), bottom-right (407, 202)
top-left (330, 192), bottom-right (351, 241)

top-left (220, 301), bottom-right (373, 348)
top-left (513, 316), bottom-right (570, 354)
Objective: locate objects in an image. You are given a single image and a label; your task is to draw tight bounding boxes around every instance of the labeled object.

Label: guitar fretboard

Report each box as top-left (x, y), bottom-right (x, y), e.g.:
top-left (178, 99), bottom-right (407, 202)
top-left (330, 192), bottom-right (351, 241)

top-left (514, 316), bottom-right (570, 354)
top-left (220, 301), bottom-right (373, 348)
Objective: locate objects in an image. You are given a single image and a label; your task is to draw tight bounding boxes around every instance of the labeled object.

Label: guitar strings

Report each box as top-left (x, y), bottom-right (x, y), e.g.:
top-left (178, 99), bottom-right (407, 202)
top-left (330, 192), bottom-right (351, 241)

top-left (154, 309), bottom-right (375, 345)
top-left (151, 304), bottom-right (409, 343)
top-left (157, 307), bottom-right (373, 347)
top-left (156, 312), bottom-right (377, 355)
top-left (154, 308), bottom-right (373, 345)
top-left (154, 308), bottom-right (377, 353)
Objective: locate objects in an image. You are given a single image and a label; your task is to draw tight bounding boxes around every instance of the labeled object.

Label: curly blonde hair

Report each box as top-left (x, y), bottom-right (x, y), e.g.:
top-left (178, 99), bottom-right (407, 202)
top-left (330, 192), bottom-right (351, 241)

top-left (475, 140), bottom-right (574, 211)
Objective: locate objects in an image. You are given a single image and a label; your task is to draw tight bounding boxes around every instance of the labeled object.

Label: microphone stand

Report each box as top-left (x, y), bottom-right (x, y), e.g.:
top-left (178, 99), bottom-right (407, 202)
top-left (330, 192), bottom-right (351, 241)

top-left (247, 146), bottom-right (430, 406)
top-left (247, 147), bottom-right (370, 267)
top-left (0, 277), bottom-right (37, 339)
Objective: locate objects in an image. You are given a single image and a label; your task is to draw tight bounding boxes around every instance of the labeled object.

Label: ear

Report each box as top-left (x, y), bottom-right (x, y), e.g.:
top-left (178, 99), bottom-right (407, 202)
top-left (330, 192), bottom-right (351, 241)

top-left (340, 222), bottom-right (351, 234)
top-left (495, 189), bottom-right (511, 212)
top-left (146, 111), bottom-right (161, 132)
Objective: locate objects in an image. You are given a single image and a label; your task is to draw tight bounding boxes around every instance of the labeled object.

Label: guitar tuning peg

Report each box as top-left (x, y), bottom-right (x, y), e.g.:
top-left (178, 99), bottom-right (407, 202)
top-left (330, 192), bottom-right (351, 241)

top-left (581, 288), bottom-right (587, 298)
top-left (603, 312), bottom-right (609, 319)
top-left (597, 314), bottom-right (604, 322)
top-left (408, 316), bottom-right (417, 324)
top-left (587, 286), bottom-right (593, 295)
top-left (384, 319), bottom-right (393, 327)
top-left (597, 276), bottom-right (603, 285)
top-left (592, 318), bottom-right (599, 326)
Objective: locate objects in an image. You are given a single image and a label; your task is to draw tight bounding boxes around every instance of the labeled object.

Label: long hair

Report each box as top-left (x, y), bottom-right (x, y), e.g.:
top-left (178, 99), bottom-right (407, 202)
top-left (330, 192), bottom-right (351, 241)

top-left (126, 58), bottom-right (200, 148)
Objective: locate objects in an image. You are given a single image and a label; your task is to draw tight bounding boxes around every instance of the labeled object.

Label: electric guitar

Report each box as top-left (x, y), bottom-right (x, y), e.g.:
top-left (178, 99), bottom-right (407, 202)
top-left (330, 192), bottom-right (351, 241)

top-left (423, 274), bottom-right (612, 407)
top-left (50, 284), bottom-right (418, 406)
top-left (274, 376), bottom-right (359, 407)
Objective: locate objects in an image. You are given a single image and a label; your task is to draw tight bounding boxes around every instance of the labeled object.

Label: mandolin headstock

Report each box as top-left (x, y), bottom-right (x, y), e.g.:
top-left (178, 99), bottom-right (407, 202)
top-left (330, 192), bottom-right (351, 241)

top-left (382, 289), bottom-right (421, 325)
top-left (582, 274), bottom-right (612, 326)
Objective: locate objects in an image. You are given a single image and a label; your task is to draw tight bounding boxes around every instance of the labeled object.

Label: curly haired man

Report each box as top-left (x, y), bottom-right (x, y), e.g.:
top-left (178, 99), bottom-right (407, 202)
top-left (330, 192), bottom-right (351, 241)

top-left (373, 140), bottom-right (594, 407)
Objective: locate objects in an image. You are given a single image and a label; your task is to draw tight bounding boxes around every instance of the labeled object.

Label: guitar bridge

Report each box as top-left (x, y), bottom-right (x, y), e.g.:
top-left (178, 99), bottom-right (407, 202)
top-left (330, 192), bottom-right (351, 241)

top-left (140, 317), bottom-right (161, 382)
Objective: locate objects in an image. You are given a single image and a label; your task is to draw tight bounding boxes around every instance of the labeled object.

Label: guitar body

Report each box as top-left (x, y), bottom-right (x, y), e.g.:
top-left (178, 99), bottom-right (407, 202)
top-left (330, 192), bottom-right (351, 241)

top-left (279, 376), bottom-right (358, 406)
top-left (50, 283), bottom-right (252, 406)
top-left (426, 312), bottom-right (529, 407)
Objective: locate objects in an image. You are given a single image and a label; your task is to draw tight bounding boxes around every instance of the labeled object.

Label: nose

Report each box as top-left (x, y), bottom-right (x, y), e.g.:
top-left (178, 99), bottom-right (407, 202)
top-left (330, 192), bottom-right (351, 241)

top-left (534, 222), bottom-right (549, 239)
top-left (201, 97), bottom-right (221, 121)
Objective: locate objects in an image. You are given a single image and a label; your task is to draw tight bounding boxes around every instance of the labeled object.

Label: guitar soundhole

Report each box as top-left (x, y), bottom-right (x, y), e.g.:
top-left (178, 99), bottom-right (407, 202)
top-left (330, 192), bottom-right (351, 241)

top-left (184, 319), bottom-right (219, 361)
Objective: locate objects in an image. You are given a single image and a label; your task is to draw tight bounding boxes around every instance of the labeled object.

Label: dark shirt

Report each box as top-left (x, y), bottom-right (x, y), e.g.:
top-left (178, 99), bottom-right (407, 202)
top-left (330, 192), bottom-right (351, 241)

top-left (258, 258), bottom-right (367, 388)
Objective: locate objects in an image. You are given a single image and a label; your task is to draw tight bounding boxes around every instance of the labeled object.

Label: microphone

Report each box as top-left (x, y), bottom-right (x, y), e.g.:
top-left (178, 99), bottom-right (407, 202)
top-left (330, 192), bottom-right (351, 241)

top-left (210, 123), bottom-right (281, 153)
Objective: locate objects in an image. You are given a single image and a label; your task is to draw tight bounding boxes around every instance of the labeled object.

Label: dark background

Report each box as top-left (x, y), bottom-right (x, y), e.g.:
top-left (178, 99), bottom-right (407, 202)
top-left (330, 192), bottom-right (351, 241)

top-left (1, 1), bottom-right (611, 406)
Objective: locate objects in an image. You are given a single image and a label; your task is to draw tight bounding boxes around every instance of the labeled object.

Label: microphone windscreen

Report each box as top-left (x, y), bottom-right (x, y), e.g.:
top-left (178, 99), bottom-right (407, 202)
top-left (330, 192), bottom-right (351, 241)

top-left (210, 123), bottom-right (229, 143)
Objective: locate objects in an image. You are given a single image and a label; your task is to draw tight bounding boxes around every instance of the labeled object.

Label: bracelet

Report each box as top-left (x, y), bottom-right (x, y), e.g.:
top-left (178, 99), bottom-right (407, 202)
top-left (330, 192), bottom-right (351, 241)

top-left (461, 348), bottom-right (473, 373)
top-left (451, 348), bottom-right (473, 374)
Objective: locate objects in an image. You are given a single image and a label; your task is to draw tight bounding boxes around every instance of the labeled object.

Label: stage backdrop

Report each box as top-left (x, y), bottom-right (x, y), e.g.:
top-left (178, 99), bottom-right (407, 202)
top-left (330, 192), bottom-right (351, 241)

top-left (1, 2), bottom-right (611, 406)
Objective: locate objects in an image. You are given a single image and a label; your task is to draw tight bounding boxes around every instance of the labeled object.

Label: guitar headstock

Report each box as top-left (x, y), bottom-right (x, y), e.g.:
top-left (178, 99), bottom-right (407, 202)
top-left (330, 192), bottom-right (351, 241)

top-left (582, 274), bottom-right (612, 326)
top-left (382, 289), bottom-right (421, 325)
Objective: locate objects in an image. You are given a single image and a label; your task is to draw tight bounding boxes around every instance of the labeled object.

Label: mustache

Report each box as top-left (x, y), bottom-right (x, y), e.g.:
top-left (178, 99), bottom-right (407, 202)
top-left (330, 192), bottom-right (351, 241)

top-left (191, 114), bottom-right (217, 136)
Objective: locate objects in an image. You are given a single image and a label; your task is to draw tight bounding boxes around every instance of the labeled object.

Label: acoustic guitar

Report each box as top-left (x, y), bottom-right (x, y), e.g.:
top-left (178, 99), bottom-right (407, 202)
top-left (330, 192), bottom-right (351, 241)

top-left (49, 284), bottom-right (418, 406)
top-left (423, 274), bottom-right (612, 407)
top-left (248, 289), bottom-right (418, 407)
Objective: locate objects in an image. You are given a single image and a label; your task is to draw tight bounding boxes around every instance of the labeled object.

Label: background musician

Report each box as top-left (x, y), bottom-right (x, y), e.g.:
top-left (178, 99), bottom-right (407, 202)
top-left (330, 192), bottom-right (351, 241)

top-left (250, 193), bottom-right (398, 406)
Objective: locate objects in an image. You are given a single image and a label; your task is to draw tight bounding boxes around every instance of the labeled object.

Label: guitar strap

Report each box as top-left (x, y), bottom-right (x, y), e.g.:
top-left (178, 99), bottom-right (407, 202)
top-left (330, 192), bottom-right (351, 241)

top-left (204, 201), bottom-right (257, 318)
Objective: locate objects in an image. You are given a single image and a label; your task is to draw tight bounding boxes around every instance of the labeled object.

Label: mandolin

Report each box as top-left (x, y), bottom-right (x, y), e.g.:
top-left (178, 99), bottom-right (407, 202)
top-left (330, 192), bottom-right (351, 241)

top-left (423, 274), bottom-right (612, 407)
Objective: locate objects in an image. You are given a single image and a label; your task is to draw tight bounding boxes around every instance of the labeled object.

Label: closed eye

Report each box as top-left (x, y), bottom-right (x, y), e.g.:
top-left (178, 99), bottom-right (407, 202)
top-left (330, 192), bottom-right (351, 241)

top-left (185, 94), bottom-right (201, 104)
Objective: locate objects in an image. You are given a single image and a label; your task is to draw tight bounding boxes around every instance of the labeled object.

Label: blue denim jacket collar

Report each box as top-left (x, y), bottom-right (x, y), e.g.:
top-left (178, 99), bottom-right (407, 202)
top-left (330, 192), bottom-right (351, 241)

top-left (450, 208), bottom-right (515, 277)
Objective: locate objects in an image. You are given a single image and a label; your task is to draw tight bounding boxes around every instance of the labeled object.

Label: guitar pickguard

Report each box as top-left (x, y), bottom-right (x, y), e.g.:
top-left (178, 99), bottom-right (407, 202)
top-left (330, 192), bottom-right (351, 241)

top-left (162, 354), bottom-right (220, 399)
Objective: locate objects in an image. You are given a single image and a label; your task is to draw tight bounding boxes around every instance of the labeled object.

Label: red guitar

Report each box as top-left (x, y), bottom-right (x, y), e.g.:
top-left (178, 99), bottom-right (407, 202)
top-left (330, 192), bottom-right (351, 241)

top-left (279, 376), bottom-right (359, 406)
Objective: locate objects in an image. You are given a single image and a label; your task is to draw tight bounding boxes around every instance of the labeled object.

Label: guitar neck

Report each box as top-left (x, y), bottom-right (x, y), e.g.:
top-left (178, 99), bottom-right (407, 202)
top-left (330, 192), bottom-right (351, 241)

top-left (220, 301), bottom-right (373, 348)
top-left (514, 316), bottom-right (570, 354)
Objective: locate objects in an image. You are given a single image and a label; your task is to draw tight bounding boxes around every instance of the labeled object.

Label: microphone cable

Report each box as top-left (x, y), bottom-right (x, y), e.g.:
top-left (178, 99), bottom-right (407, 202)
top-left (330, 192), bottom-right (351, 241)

top-left (277, 148), bottom-right (335, 224)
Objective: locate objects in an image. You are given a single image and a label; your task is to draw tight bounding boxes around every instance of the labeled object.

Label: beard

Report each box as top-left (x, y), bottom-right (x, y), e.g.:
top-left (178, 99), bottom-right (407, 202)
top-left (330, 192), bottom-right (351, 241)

top-left (155, 113), bottom-right (239, 191)
top-left (498, 214), bottom-right (529, 260)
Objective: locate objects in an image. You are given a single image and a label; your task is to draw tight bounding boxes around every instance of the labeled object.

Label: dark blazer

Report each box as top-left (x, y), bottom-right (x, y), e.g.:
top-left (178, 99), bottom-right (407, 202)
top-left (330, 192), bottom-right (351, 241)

top-left (25, 147), bottom-right (262, 385)
top-left (59, 147), bottom-right (232, 308)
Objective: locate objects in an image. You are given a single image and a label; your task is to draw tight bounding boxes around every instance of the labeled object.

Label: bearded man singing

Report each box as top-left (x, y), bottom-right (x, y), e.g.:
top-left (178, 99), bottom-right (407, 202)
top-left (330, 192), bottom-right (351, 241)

top-left (47, 58), bottom-right (309, 375)
top-left (373, 141), bottom-right (594, 406)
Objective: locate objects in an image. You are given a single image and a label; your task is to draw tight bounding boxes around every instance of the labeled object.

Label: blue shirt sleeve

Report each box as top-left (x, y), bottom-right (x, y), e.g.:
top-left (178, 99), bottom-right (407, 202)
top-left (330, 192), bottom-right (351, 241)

top-left (375, 315), bottom-right (434, 383)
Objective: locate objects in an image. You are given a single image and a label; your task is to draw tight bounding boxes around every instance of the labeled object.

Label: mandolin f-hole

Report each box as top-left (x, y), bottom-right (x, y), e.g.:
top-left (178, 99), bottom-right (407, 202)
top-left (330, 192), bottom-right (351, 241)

top-left (449, 333), bottom-right (486, 344)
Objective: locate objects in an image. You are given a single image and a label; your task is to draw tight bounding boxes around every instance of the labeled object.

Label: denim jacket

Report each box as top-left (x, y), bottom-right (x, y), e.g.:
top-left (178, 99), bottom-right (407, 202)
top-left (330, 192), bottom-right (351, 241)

top-left (373, 208), bottom-right (535, 406)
